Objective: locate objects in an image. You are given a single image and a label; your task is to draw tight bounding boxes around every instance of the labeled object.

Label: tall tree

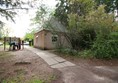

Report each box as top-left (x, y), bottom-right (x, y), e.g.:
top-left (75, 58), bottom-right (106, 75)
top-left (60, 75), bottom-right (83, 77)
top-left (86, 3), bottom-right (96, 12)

top-left (24, 28), bottom-right (37, 41)
top-left (54, 0), bottom-right (95, 26)
top-left (54, 0), bottom-right (97, 50)
top-left (0, 0), bottom-right (37, 27)
top-left (95, 0), bottom-right (118, 16)
top-left (0, 0), bottom-right (24, 23)
top-left (31, 4), bottom-right (53, 28)
top-left (32, 4), bottom-right (48, 26)
top-left (54, 0), bottom-right (69, 26)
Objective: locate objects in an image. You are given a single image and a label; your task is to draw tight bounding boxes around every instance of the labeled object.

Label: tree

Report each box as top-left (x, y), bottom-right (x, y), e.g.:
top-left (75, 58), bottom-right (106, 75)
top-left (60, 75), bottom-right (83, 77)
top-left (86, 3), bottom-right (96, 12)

top-left (0, 0), bottom-right (23, 24)
top-left (1, 25), bottom-right (12, 37)
top-left (54, 0), bottom-right (69, 26)
top-left (55, 0), bottom-right (96, 50)
top-left (95, 0), bottom-right (118, 16)
top-left (24, 28), bottom-right (37, 41)
top-left (54, 0), bottom-right (95, 26)
top-left (0, 0), bottom-right (25, 38)
top-left (0, 0), bottom-right (37, 27)
top-left (90, 6), bottom-right (118, 59)
top-left (0, 0), bottom-right (39, 38)
top-left (55, 0), bottom-right (118, 26)
top-left (55, 0), bottom-right (118, 58)
top-left (31, 4), bottom-right (53, 28)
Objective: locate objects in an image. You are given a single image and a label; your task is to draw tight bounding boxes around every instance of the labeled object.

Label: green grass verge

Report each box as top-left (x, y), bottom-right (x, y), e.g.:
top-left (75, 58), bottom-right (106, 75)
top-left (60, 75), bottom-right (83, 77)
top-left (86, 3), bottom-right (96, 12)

top-left (1, 72), bottom-right (45, 83)
top-left (1, 74), bottom-right (56, 83)
top-left (28, 79), bottom-right (44, 83)
top-left (56, 48), bottom-right (94, 59)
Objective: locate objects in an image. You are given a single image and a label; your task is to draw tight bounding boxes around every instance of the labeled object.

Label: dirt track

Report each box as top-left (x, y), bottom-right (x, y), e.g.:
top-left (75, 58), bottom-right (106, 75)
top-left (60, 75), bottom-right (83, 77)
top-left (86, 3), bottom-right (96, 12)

top-left (55, 53), bottom-right (118, 83)
top-left (0, 48), bottom-right (63, 83)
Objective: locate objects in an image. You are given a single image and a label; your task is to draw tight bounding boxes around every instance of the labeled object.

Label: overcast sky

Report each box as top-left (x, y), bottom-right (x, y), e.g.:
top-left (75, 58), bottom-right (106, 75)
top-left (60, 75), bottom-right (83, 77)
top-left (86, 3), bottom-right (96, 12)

top-left (5, 0), bottom-right (58, 38)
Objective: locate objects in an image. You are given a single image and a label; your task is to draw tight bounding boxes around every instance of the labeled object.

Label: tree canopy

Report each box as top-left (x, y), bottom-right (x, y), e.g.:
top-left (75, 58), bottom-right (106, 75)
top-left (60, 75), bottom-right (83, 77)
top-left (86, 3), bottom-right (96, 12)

top-left (54, 0), bottom-right (96, 26)
top-left (55, 0), bottom-right (118, 26)
top-left (24, 28), bottom-right (37, 41)
top-left (96, 0), bottom-right (118, 15)
top-left (31, 4), bottom-right (49, 26)
top-left (0, 0), bottom-right (37, 26)
top-left (54, 0), bottom-right (118, 58)
top-left (0, 0), bottom-right (24, 23)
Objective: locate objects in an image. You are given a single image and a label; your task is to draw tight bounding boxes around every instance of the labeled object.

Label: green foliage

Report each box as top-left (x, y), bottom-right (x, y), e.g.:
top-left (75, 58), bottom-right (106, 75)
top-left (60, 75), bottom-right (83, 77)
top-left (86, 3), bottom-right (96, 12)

top-left (24, 32), bottom-right (34, 41)
top-left (2, 78), bottom-right (44, 83)
top-left (55, 0), bottom-right (118, 59)
top-left (68, 0), bottom-right (95, 15)
top-left (57, 48), bottom-right (79, 56)
top-left (0, 0), bottom-right (21, 23)
top-left (24, 28), bottom-right (36, 41)
top-left (96, 0), bottom-right (118, 15)
top-left (55, 0), bottom-right (95, 26)
top-left (54, 0), bottom-right (69, 26)
top-left (79, 50), bottom-right (93, 58)
top-left (61, 0), bottom-right (97, 50)
top-left (2, 75), bottom-right (24, 83)
top-left (31, 4), bottom-right (53, 26)
top-left (92, 32), bottom-right (118, 59)
top-left (32, 4), bottom-right (48, 25)
top-left (78, 27), bottom-right (96, 49)
top-left (66, 26), bottom-right (96, 50)
top-left (87, 6), bottom-right (118, 59)
top-left (0, 0), bottom-right (31, 24)
top-left (28, 79), bottom-right (44, 83)
top-left (0, 0), bottom-right (36, 37)
top-left (56, 48), bottom-right (94, 58)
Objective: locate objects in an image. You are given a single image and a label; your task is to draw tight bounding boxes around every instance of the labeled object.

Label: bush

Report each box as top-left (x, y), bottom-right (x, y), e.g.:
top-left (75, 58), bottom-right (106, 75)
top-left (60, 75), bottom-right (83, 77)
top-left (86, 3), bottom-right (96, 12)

top-left (66, 24), bottom-right (96, 50)
top-left (78, 27), bottom-right (96, 49)
top-left (56, 48), bottom-right (79, 56)
top-left (79, 50), bottom-right (94, 58)
top-left (92, 32), bottom-right (118, 59)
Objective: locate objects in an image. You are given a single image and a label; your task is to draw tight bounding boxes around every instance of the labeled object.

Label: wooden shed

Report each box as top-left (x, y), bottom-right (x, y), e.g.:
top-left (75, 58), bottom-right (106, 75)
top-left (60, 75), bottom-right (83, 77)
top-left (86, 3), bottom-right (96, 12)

top-left (34, 17), bottom-right (69, 50)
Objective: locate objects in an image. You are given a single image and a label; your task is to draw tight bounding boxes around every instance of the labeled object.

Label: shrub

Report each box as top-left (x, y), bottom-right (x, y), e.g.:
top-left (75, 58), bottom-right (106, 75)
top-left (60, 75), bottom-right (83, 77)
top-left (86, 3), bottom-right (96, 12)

top-left (56, 48), bottom-right (79, 56)
top-left (92, 32), bottom-right (118, 59)
top-left (79, 50), bottom-right (94, 58)
top-left (77, 27), bottom-right (96, 49)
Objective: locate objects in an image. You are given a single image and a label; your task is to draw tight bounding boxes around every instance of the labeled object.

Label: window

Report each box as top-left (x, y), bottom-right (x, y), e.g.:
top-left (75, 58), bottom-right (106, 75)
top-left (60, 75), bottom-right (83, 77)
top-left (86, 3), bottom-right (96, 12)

top-left (52, 35), bottom-right (58, 42)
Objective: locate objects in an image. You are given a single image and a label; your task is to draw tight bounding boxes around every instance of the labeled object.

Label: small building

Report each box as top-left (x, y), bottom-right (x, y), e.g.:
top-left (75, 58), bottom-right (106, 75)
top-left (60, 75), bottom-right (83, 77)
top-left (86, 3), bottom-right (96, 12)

top-left (34, 17), bottom-right (69, 50)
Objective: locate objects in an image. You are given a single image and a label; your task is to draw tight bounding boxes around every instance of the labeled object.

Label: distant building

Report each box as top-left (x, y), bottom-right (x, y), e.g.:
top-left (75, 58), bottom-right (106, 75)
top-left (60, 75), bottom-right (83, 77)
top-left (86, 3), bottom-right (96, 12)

top-left (34, 17), bottom-right (69, 50)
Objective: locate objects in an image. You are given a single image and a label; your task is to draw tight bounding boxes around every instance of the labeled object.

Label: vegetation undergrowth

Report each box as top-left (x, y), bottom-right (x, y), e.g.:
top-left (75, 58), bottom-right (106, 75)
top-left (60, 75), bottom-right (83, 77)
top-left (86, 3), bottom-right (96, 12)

top-left (2, 77), bottom-right (44, 83)
top-left (54, 1), bottom-right (118, 59)
top-left (92, 32), bottom-right (118, 59)
top-left (56, 48), bottom-right (93, 59)
top-left (1, 73), bottom-right (56, 83)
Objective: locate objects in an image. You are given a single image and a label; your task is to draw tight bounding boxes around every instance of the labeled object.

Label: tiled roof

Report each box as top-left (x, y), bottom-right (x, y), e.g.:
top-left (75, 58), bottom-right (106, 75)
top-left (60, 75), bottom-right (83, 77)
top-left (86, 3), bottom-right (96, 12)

top-left (36, 17), bottom-right (67, 33)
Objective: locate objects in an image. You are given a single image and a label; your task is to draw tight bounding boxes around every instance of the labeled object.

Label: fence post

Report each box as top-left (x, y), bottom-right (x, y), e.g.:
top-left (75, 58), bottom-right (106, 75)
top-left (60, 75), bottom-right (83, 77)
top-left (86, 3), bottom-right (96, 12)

top-left (4, 37), bottom-right (6, 51)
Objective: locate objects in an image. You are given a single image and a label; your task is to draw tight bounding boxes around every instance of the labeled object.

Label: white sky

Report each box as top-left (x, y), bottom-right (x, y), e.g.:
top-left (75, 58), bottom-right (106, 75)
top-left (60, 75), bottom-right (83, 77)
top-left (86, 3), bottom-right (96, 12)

top-left (5, 0), bottom-right (58, 38)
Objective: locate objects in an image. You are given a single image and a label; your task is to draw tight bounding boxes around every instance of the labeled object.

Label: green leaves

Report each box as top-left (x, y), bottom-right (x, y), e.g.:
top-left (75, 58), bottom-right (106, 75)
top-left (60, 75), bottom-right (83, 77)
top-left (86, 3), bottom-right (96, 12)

top-left (0, 0), bottom-right (22, 22)
top-left (68, 13), bottom-right (78, 29)
top-left (55, 0), bottom-right (118, 59)
top-left (96, 0), bottom-right (117, 13)
top-left (31, 4), bottom-right (52, 27)
top-left (0, 8), bottom-right (16, 22)
top-left (92, 35), bottom-right (118, 59)
top-left (0, 0), bottom-right (36, 25)
top-left (24, 28), bottom-right (36, 41)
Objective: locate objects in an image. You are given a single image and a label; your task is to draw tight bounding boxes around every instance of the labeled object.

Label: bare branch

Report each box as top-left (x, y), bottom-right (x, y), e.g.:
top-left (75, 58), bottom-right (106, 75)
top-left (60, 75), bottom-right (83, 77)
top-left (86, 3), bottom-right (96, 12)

top-left (3, 8), bottom-right (29, 10)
